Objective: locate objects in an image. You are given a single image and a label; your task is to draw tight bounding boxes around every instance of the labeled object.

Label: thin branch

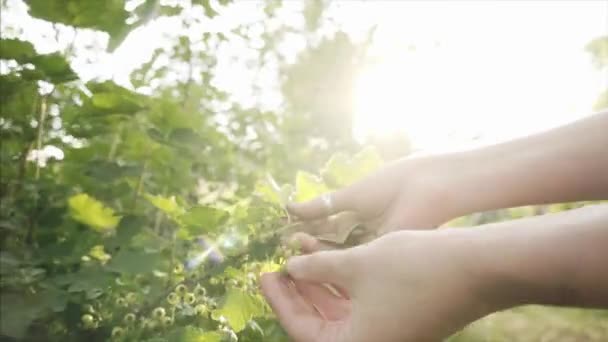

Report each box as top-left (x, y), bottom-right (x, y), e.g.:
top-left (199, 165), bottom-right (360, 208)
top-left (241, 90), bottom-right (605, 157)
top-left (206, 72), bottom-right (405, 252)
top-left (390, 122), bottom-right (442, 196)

top-left (34, 96), bottom-right (48, 180)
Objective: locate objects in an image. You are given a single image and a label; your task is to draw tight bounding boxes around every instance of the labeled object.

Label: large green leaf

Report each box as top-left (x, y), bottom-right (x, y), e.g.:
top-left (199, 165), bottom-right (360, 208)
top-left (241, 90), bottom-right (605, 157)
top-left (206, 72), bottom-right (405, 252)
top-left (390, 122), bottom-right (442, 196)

top-left (25, 0), bottom-right (130, 50)
top-left (28, 53), bottom-right (78, 83)
top-left (68, 193), bottom-right (121, 232)
top-left (83, 80), bottom-right (146, 115)
top-left (178, 206), bottom-right (228, 238)
top-left (0, 294), bottom-right (42, 338)
top-left (145, 194), bottom-right (184, 217)
top-left (255, 174), bottom-right (294, 206)
top-left (212, 289), bottom-right (265, 332)
top-left (90, 92), bottom-right (143, 114)
top-left (321, 147), bottom-right (383, 188)
top-left (0, 39), bottom-right (37, 62)
top-left (106, 249), bottom-right (162, 274)
top-left (295, 171), bottom-right (329, 202)
top-left (83, 160), bottom-right (142, 182)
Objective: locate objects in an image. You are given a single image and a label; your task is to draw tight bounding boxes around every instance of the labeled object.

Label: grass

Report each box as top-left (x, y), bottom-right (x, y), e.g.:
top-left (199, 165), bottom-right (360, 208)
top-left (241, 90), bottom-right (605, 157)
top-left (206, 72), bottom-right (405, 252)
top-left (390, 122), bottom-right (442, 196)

top-left (447, 306), bottom-right (608, 341)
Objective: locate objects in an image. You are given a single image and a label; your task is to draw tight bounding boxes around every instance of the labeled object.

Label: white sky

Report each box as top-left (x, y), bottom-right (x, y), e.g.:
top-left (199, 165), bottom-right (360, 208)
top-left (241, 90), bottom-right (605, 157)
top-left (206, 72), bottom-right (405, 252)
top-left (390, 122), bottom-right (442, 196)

top-left (2, 0), bottom-right (607, 152)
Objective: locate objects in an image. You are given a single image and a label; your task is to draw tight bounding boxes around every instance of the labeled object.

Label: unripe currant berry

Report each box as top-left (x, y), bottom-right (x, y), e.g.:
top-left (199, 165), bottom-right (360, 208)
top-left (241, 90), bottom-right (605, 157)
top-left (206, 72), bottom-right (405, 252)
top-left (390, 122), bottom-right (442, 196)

top-left (111, 326), bottom-right (125, 339)
top-left (81, 314), bottom-right (95, 329)
top-left (152, 307), bottom-right (166, 319)
top-left (123, 313), bottom-right (136, 324)
top-left (184, 292), bottom-right (196, 305)
top-left (173, 263), bottom-right (184, 274)
top-left (193, 284), bottom-right (206, 296)
top-left (194, 304), bottom-right (207, 315)
top-left (125, 292), bottom-right (137, 303)
top-left (167, 292), bottom-right (179, 305)
top-left (175, 284), bottom-right (187, 295)
top-left (115, 297), bottom-right (127, 307)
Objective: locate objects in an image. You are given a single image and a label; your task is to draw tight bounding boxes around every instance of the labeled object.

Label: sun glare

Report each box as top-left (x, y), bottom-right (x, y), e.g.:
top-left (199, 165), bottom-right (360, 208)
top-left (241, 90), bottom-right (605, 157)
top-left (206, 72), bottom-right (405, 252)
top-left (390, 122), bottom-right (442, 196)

top-left (350, 2), bottom-right (606, 151)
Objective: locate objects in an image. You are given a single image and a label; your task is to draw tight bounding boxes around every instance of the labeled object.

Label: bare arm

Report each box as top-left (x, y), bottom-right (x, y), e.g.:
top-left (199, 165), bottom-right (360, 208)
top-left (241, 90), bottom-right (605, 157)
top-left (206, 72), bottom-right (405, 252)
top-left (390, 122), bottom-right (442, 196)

top-left (288, 111), bottom-right (608, 234)
top-left (262, 204), bottom-right (608, 342)
top-left (446, 110), bottom-right (608, 216)
top-left (471, 203), bottom-right (608, 310)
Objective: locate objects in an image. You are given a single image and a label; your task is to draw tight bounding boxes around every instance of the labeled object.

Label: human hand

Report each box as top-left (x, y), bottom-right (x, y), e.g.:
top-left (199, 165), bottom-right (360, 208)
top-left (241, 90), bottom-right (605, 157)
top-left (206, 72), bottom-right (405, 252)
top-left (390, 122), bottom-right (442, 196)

top-left (287, 155), bottom-right (463, 241)
top-left (261, 230), bottom-right (492, 342)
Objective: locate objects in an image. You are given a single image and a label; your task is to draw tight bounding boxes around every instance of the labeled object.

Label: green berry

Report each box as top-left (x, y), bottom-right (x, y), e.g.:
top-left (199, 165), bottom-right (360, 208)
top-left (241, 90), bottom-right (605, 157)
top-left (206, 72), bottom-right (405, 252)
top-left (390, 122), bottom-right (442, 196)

top-left (184, 292), bottom-right (196, 305)
top-left (175, 284), bottom-right (187, 294)
top-left (167, 292), bottom-right (179, 305)
top-left (152, 307), bottom-right (166, 319)
top-left (111, 326), bottom-right (125, 338)
top-left (81, 314), bottom-right (95, 328)
top-left (115, 297), bottom-right (127, 307)
top-left (123, 313), bottom-right (136, 324)
top-left (194, 304), bottom-right (207, 315)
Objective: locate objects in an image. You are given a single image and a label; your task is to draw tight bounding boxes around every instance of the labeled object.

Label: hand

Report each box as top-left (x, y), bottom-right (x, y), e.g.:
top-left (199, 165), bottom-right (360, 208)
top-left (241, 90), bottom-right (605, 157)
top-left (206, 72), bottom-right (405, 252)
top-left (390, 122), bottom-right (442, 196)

top-left (287, 156), bottom-right (463, 240)
top-left (261, 230), bottom-right (491, 342)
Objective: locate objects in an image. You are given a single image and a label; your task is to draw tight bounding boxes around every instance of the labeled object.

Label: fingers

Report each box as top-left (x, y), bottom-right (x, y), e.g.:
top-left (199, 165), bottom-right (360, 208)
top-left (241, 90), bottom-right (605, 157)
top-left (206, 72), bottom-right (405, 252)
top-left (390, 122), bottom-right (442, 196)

top-left (291, 232), bottom-right (351, 299)
top-left (291, 232), bottom-right (336, 252)
top-left (287, 188), bottom-right (355, 220)
top-left (286, 249), bottom-right (354, 286)
top-left (294, 281), bottom-right (351, 321)
top-left (260, 273), bottom-right (322, 341)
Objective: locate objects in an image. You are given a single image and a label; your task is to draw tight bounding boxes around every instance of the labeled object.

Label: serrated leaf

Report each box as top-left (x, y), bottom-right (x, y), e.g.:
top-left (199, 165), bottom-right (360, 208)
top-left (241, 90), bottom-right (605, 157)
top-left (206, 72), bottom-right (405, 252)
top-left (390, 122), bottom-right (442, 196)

top-left (28, 53), bottom-right (78, 83)
top-left (68, 193), bottom-right (121, 232)
top-left (0, 38), bottom-right (36, 62)
top-left (91, 92), bottom-right (143, 114)
top-left (178, 206), bottom-right (228, 238)
top-left (295, 171), bottom-right (329, 202)
top-left (321, 147), bottom-right (383, 188)
top-left (107, 250), bottom-right (163, 274)
top-left (145, 194), bottom-right (184, 217)
top-left (212, 288), bottom-right (265, 332)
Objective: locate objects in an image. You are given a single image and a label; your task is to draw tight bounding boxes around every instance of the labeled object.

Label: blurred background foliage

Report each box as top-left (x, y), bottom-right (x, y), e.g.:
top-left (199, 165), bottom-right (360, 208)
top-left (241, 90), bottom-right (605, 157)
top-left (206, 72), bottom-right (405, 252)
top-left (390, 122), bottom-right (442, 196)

top-left (0, 0), bottom-right (607, 341)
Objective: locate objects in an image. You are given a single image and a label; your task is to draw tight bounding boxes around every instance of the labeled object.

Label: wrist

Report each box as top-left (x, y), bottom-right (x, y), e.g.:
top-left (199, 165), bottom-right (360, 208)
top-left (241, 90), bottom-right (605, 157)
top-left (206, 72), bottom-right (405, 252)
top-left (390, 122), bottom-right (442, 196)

top-left (404, 152), bottom-right (481, 221)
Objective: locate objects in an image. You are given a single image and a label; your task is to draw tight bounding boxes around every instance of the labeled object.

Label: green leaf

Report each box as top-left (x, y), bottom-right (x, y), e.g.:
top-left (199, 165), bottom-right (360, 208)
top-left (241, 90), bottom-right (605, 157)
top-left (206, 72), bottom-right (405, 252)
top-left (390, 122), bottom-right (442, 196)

top-left (321, 147), bottom-right (383, 188)
top-left (255, 174), bottom-right (294, 206)
top-left (83, 160), bottom-right (141, 182)
top-left (0, 294), bottom-right (42, 338)
top-left (91, 92), bottom-right (143, 114)
top-left (168, 128), bottom-right (203, 147)
top-left (68, 193), bottom-right (121, 232)
top-left (145, 194), bottom-right (184, 217)
top-left (25, 0), bottom-right (130, 50)
top-left (178, 206), bottom-right (228, 237)
top-left (107, 249), bottom-right (163, 274)
top-left (212, 288), bottom-right (265, 332)
top-left (166, 326), bottom-right (222, 342)
top-left (28, 53), bottom-right (78, 83)
top-left (0, 38), bottom-right (36, 62)
top-left (105, 215), bottom-right (145, 251)
top-left (295, 171), bottom-right (329, 202)
top-left (586, 35), bottom-right (608, 69)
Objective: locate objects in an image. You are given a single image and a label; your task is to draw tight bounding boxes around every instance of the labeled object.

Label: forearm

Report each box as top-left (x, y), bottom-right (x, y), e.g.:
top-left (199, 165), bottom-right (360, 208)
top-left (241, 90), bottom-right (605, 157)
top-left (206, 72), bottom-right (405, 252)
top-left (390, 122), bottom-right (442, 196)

top-left (445, 111), bottom-right (608, 215)
top-left (467, 204), bottom-right (608, 311)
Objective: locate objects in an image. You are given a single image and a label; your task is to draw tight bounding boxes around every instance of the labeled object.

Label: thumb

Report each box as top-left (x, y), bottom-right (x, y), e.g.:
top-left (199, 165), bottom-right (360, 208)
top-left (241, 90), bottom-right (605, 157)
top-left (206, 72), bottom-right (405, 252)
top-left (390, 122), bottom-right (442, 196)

top-left (286, 249), bottom-right (354, 286)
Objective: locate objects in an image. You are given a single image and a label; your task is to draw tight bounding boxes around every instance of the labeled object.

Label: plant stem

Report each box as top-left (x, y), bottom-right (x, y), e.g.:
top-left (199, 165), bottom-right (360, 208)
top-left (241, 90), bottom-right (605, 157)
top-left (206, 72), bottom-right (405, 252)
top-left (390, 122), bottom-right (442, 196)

top-left (34, 96), bottom-right (48, 180)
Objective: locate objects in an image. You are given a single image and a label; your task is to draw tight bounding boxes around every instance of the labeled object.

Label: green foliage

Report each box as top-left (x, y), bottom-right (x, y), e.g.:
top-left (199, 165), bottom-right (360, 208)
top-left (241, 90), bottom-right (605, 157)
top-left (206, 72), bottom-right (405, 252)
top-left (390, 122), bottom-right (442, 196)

top-left (586, 35), bottom-right (608, 69)
top-left (211, 288), bottom-right (266, 333)
top-left (68, 193), bottom-right (121, 232)
top-left (3, 1), bottom-right (605, 341)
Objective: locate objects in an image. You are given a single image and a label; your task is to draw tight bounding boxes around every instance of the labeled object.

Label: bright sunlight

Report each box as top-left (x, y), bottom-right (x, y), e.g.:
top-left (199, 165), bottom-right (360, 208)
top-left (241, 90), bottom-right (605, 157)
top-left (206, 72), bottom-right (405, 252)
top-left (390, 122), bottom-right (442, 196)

top-left (348, 1), bottom-right (607, 151)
